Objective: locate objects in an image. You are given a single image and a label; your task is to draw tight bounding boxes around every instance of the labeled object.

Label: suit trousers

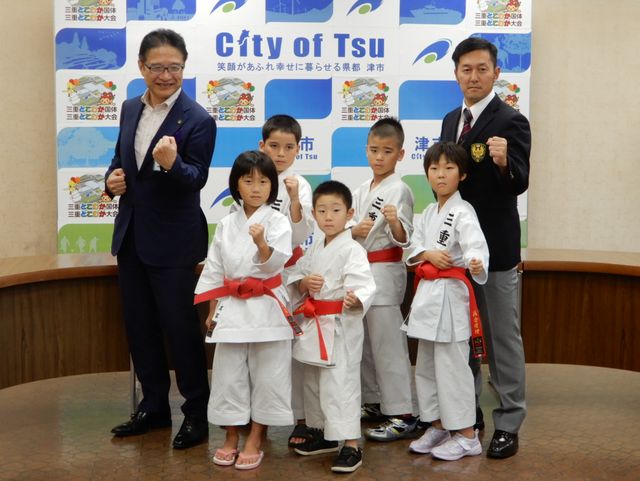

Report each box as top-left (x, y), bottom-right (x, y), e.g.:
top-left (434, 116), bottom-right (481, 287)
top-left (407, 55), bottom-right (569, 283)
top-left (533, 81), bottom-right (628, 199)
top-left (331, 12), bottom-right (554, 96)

top-left (471, 267), bottom-right (527, 433)
top-left (117, 227), bottom-right (209, 418)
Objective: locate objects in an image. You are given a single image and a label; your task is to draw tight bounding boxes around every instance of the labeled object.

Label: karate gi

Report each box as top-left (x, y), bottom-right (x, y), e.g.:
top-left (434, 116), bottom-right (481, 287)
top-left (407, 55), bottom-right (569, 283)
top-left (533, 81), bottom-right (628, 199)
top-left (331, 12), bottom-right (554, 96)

top-left (287, 229), bottom-right (376, 440)
top-left (272, 167), bottom-right (315, 253)
top-left (406, 191), bottom-right (489, 429)
top-left (352, 173), bottom-right (415, 415)
top-left (195, 203), bottom-right (294, 427)
top-left (272, 167), bottom-right (314, 420)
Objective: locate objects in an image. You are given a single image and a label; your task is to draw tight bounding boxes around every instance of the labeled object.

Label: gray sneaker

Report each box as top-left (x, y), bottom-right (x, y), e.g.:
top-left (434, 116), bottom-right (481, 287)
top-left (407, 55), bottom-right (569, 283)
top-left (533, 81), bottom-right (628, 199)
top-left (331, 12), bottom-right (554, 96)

top-left (364, 417), bottom-right (418, 441)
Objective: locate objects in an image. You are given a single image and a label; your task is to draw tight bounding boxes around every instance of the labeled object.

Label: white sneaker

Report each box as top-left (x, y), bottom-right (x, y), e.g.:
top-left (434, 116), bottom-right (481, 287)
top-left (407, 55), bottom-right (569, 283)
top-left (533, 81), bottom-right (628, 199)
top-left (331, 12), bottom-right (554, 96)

top-left (431, 431), bottom-right (482, 461)
top-left (408, 427), bottom-right (451, 454)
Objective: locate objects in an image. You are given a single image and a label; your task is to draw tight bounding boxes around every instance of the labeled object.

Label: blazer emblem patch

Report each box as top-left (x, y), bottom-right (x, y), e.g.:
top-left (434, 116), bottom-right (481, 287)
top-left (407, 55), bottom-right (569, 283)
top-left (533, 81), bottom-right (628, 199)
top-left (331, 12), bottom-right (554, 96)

top-left (470, 143), bottom-right (486, 163)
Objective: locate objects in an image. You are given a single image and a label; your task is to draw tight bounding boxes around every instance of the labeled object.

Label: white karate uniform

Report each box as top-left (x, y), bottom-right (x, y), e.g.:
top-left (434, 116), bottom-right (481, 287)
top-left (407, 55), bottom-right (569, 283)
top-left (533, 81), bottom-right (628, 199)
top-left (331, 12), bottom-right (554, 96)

top-left (272, 167), bottom-right (314, 420)
top-left (195, 203), bottom-right (294, 426)
top-left (287, 229), bottom-right (376, 440)
top-left (229, 169), bottom-right (314, 419)
top-left (406, 191), bottom-right (489, 430)
top-left (351, 173), bottom-right (415, 415)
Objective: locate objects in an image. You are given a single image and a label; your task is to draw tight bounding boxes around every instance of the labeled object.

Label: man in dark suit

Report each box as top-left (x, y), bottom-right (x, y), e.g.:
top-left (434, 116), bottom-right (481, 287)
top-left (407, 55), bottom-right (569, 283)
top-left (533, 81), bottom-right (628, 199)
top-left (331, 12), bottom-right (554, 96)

top-left (105, 29), bottom-right (216, 449)
top-left (440, 37), bottom-right (531, 459)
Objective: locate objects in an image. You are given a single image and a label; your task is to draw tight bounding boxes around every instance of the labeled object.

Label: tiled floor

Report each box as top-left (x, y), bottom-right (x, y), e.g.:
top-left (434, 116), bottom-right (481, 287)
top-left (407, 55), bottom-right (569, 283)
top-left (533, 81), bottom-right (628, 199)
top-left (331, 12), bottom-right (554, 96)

top-left (1, 364), bottom-right (639, 481)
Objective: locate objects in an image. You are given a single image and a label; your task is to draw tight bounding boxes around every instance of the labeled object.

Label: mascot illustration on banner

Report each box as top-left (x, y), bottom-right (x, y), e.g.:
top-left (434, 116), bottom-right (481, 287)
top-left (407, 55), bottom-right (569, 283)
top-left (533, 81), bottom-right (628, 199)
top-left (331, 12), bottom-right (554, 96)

top-left (205, 78), bottom-right (256, 121)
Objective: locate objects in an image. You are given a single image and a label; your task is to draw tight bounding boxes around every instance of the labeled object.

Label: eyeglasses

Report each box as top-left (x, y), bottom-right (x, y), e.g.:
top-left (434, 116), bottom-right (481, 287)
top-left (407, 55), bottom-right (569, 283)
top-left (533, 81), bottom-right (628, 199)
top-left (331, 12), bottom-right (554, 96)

top-left (144, 64), bottom-right (184, 74)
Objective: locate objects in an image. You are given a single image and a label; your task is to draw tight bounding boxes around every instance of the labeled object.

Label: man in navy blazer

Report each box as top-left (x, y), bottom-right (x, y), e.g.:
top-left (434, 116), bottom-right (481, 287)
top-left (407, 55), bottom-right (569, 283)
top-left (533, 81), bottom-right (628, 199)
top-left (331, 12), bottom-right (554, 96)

top-left (439, 37), bottom-right (531, 459)
top-left (105, 29), bottom-right (216, 449)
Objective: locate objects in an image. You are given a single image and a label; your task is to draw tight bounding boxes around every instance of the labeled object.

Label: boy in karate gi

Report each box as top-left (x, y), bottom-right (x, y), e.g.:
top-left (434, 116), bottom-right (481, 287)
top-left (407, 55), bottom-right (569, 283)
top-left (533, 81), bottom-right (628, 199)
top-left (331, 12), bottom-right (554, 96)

top-left (406, 141), bottom-right (489, 460)
top-left (351, 117), bottom-right (417, 441)
top-left (288, 180), bottom-right (376, 473)
top-left (258, 114), bottom-right (315, 446)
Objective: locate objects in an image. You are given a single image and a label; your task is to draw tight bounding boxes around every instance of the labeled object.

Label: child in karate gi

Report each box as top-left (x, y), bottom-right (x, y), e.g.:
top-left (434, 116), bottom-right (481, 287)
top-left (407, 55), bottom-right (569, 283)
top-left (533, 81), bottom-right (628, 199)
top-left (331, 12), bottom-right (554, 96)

top-left (194, 151), bottom-right (294, 470)
top-left (258, 114), bottom-right (315, 446)
top-left (351, 117), bottom-right (417, 441)
top-left (406, 141), bottom-right (489, 461)
top-left (287, 180), bottom-right (376, 473)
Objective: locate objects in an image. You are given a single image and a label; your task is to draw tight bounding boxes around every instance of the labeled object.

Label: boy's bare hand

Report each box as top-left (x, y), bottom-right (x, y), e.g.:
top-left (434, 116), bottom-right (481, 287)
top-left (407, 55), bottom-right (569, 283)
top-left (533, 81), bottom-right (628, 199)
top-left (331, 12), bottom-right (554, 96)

top-left (284, 176), bottom-right (299, 202)
top-left (381, 205), bottom-right (399, 225)
top-left (352, 219), bottom-right (374, 239)
top-left (343, 290), bottom-right (361, 310)
top-left (301, 274), bottom-right (324, 295)
top-left (428, 250), bottom-right (453, 270)
top-left (469, 258), bottom-right (484, 276)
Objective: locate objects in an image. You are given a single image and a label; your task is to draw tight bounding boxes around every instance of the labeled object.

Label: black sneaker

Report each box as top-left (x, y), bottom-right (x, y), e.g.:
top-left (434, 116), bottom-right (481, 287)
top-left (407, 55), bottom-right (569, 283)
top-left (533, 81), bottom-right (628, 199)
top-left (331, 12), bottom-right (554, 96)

top-left (416, 419), bottom-right (432, 432)
top-left (361, 403), bottom-right (384, 421)
top-left (331, 446), bottom-right (363, 473)
top-left (294, 428), bottom-right (339, 456)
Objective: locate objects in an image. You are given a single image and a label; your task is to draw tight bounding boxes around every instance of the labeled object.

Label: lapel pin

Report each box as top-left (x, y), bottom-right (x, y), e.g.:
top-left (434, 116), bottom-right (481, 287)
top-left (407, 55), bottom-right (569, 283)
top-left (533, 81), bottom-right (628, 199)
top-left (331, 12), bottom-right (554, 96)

top-left (177, 119), bottom-right (183, 125)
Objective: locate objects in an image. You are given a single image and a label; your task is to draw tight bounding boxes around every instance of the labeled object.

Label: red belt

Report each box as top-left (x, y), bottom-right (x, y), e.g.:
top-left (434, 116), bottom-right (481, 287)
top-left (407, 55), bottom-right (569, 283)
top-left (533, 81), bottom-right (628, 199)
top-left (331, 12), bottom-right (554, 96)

top-left (293, 297), bottom-right (343, 361)
top-left (284, 246), bottom-right (304, 268)
top-left (367, 246), bottom-right (403, 263)
top-left (194, 274), bottom-right (302, 336)
top-left (414, 262), bottom-right (486, 359)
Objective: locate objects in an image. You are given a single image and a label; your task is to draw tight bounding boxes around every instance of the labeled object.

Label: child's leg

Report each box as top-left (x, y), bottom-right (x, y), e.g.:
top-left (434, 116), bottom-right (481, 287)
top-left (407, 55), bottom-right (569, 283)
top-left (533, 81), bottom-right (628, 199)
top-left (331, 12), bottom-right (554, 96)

top-left (430, 344), bottom-right (481, 463)
top-left (409, 340), bottom-right (451, 455)
top-left (360, 319), bottom-right (380, 405)
top-left (434, 340), bottom-right (475, 432)
top-left (303, 364), bottom-right (323, 431)
top-left (234, 421), bottom-right (266, 469)
top-left (319, 331), bottom-right (361, 442)
top-left (291, 358), bottom-right (306, 421)
top-left (289, 358), bottom-right (310, 445)
top-left (213, 425), bottom-right (241, 465)
top-left (323, 334), bottom-right (363, 473)
top-left (208, 343), bottom-right (251, 426)
top-left (243, 421), bottom-right (265, 455)
top-left (247, 340), bottom-right (294, 426)
top-left (414, 339), bottom-right (440, 423)
top-left (364, 305), bottom-right (414, 416)
top-left (223, 426), bottom-right (240, 450)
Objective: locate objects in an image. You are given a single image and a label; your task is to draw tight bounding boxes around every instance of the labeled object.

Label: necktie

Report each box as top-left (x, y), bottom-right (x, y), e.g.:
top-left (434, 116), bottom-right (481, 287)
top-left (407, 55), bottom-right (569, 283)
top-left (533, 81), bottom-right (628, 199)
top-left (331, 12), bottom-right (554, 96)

top-left (458, 108), bottom-right (473, 144)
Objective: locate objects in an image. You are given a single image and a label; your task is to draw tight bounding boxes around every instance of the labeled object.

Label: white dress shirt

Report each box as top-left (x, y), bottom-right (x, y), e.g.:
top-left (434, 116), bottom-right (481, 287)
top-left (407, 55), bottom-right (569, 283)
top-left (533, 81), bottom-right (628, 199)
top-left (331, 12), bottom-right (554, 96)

top-left (134, 88), bottom-right (182, 170)
top-left (456, 91), bottom-right (496, 141)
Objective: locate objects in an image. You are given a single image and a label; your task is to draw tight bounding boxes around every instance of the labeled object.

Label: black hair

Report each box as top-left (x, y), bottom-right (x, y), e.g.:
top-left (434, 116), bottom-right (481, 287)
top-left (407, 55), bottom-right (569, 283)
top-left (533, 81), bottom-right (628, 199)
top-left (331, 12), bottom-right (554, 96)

top-left (228, 151), bottom-right (279, 205)
top-left (452, 37), bottom-right (498, 69)
top-left (138, 29), bottom-right (188, 62)
top-left (312, 180), bottom-right (353, 210)
top-left (262, 114), bottom-right (302, 144)
top-left (368, 117), bottom-right (404, 148)
top-left (423, 141), bottom-right (469, 177)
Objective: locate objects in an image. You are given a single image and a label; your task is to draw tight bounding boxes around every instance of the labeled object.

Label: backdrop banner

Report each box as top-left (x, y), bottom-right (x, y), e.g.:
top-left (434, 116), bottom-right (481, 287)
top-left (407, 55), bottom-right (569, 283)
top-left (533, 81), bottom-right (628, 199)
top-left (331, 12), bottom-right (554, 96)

top-left (54, 0), bottom-right (532, 254)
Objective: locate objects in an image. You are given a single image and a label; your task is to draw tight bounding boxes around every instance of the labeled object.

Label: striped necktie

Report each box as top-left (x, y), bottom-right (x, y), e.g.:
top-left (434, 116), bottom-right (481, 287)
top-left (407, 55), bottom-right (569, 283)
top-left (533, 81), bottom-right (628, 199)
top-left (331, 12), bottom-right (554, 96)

top-left (458, 108), bottom-right (473, 144)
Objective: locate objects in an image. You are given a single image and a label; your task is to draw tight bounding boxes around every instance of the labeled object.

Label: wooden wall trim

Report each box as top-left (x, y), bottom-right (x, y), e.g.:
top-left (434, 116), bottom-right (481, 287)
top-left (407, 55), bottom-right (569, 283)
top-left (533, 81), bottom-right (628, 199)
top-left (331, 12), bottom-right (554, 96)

top-left (1, 250), bottom-right (638, 389)
top-left (0, 254), bottom-right (117, 288)
top-left (521, 248), bottom-right (640, 276)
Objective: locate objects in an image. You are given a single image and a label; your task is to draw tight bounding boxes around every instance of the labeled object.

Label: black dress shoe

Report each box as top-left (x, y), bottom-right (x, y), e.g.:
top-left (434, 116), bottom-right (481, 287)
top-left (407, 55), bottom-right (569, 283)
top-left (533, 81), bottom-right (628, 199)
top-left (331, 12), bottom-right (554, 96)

top-left (172, 416), bottom-right (209, 449)
top-left (474, 407), bottom-right (485, 431)
top-left (111, 411), bottom-right (172, 437)
top-left (487, 430), bottom-right (519, 458)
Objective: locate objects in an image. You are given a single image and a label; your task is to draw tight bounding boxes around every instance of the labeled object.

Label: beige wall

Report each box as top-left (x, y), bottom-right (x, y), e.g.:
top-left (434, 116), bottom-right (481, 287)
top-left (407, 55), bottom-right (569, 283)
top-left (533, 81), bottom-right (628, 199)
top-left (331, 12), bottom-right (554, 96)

top-left (0, 1), bottom-right (638, 258)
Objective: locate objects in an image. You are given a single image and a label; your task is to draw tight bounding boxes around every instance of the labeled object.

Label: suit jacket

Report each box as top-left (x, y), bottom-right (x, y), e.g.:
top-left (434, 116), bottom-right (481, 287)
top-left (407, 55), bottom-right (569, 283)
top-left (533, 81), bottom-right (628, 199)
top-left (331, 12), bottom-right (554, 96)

top-left (106, 91), bottom-right (217, 267)
top-left (440, 94), bottom-right (531, 271)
